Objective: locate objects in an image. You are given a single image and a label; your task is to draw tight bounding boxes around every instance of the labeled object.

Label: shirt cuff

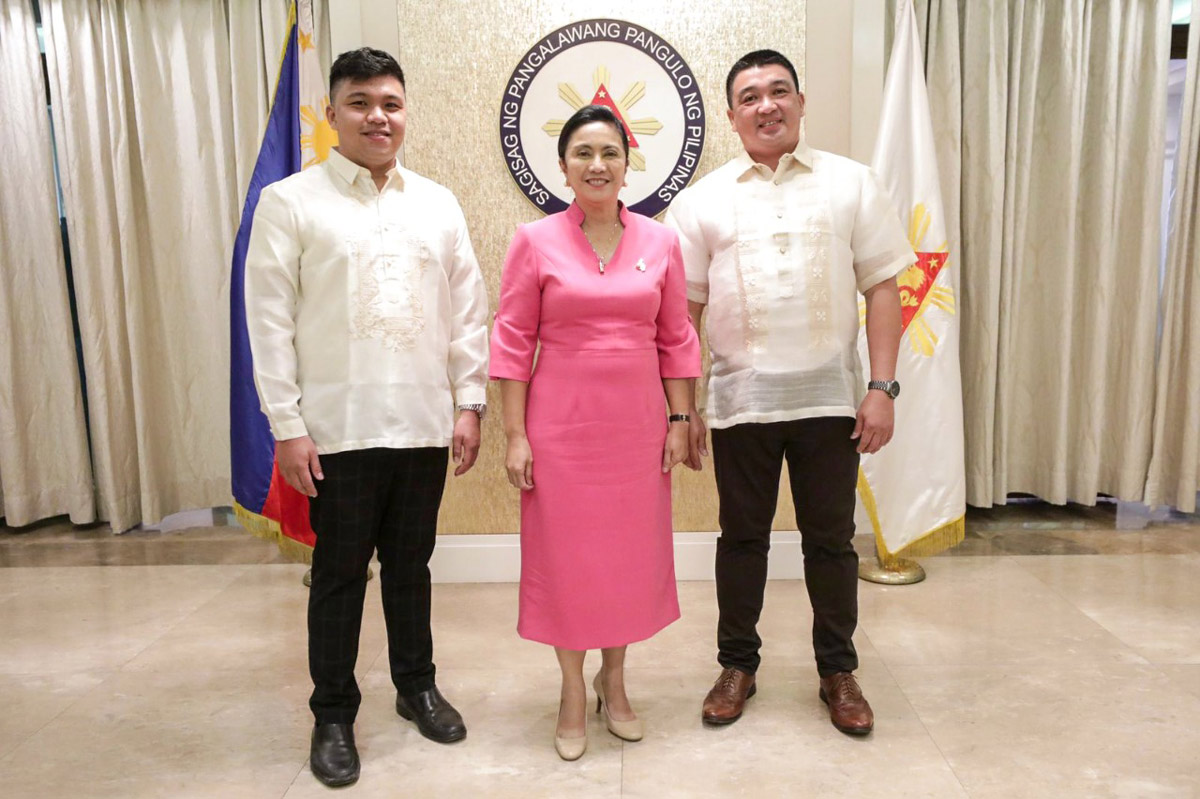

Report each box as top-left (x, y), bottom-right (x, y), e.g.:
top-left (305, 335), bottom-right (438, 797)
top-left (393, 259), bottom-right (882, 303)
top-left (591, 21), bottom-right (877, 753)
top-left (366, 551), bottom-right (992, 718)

top-left (453, 386), bottom-right (487, 406)
top-left (271, 417), bottom-right (309, 441)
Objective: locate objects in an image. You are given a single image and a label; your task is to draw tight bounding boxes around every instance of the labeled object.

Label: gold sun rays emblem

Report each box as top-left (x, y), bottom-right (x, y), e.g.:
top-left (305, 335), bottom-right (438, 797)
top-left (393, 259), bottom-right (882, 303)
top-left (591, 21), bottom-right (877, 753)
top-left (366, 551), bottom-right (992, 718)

top-left (300, 96), bottom-right (338, 169)
top-left (859, 203), bottom-right (956, 356)
top-left (541, 66), bottom-right (663, 171)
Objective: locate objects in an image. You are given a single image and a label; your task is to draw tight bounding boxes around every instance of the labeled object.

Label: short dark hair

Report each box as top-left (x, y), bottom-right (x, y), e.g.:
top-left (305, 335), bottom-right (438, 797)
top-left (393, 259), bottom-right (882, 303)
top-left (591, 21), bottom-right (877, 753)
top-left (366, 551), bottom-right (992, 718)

top-left (725, 49), bottom-right (799, 107)
top-left (556, 105), bottom-right (630, 161)
top-left (329, 47), bottom-right (406, 100)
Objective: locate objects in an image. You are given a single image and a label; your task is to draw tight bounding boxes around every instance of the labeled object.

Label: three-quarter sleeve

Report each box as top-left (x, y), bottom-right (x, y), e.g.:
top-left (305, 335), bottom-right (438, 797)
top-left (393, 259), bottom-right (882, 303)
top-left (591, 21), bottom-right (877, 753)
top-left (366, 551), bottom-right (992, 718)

top-left (655, 233), bottom-right (702, 379)
top-left (489, 225), bottom-right (542, 382)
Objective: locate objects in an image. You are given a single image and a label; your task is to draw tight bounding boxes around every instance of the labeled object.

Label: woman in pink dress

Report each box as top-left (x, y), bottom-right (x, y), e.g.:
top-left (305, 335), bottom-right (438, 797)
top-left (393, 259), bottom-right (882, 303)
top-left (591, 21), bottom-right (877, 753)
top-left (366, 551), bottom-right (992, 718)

top-left (490, 105), bottom-right (701, 760)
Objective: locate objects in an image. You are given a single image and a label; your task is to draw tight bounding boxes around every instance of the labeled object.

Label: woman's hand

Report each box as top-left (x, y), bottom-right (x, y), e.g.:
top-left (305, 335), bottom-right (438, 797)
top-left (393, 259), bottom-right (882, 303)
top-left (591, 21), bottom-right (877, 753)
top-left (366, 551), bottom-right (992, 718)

top-left (662, 422), bottom-right (688, 473)
top-left (505, 434), bottom-right (535, 490)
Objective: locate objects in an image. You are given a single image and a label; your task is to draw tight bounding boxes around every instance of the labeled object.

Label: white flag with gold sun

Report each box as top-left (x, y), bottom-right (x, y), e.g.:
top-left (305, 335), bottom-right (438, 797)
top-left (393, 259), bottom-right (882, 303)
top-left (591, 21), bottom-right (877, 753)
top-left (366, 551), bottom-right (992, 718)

top-left (855, 0), bottom-right (965, 562)
top-left (298, 0), bottom-right (336, 169)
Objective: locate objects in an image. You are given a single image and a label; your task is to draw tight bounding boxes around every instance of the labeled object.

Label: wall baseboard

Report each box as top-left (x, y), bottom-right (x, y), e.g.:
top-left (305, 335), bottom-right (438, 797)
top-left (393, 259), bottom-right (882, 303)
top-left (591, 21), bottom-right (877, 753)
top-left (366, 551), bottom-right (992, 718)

top-left (428, 531), bottom-right (806, 583)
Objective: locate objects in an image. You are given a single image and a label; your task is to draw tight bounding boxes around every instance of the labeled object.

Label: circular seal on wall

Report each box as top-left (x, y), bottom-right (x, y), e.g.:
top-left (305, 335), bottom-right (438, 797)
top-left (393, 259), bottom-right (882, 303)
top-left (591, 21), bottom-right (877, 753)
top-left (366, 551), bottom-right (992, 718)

top-left (499, 19), bottom-right (706, 218)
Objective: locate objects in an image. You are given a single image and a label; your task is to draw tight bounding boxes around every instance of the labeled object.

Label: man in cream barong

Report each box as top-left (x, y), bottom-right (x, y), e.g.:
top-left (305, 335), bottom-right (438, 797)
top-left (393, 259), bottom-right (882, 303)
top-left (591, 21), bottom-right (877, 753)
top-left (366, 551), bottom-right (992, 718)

top-left (244, 48), bottom-right (488, 786)
top-left (667, 49), bottom-right (914, 736)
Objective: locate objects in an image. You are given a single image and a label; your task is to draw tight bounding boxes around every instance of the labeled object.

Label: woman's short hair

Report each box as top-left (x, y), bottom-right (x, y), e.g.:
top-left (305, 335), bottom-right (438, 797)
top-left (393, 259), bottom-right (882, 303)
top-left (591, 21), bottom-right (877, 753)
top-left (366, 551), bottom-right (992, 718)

top-left (556, 105), bottom-right (630, 161)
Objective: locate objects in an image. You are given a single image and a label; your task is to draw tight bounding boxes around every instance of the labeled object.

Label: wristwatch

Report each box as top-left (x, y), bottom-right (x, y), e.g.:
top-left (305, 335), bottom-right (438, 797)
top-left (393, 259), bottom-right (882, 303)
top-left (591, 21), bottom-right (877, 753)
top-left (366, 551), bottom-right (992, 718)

top-left (457, 403), bottom-right (487, 420)
top-left (867, 380), bottom-right (900, 399)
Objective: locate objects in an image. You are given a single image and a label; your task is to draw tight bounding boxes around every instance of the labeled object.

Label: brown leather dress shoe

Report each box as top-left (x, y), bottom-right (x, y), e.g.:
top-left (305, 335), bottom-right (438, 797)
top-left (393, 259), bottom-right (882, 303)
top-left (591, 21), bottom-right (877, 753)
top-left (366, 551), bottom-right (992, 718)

top-left (819, 672), bottom-right (874, 735)
top-left (702, 667), bottom-right (757, 726)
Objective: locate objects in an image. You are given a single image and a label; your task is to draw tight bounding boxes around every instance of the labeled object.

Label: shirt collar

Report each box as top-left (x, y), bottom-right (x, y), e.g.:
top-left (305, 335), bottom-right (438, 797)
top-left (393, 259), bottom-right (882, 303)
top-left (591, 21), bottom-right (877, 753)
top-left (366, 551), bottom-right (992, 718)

top-left (325, 148), bottom-right (404, 190)
top-left (734, 139), bottom-right (814, 181)
top-left (565, 200), bottom-right (630, 226)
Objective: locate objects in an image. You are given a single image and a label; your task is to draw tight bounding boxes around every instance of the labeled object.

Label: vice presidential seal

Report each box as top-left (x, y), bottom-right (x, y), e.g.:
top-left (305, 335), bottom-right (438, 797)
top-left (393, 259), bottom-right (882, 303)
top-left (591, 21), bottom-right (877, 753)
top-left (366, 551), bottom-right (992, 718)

top-left (500, 19), bottom-right (705, 217)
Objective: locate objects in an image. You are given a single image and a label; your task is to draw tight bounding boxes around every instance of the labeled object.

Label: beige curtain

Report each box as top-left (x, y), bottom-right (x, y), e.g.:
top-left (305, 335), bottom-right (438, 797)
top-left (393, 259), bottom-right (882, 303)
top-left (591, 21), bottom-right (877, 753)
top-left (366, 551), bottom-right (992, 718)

top-left (1146, 2), bottom-right (1200, 512)
top-left (905, 0), bottom-right (1171, 507)
top-left (0, 0), bottom-right (94, 526)
top-left (37, 0), bottom-right (330, 532)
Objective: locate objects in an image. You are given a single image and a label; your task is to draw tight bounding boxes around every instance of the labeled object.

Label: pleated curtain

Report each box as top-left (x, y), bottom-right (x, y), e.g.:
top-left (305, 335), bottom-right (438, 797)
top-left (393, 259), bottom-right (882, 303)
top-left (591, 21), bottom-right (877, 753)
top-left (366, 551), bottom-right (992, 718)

top-left (0, 0), bottom-right (95, 526)
top-left (899, 0), bottom-right (1172, 507)
top-left (32, 0), bottom-right (330, 532)
top-left (1146, 1), bottom-right (1200, 513)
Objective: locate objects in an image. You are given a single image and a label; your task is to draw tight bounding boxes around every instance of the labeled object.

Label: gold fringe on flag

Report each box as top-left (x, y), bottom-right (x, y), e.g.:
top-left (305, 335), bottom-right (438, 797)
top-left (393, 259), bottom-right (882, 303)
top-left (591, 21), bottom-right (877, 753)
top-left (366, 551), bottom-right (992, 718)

top-left (233, 501), bottom-right (313, 564)
top-left (857, 468), bottom-right (965, 568)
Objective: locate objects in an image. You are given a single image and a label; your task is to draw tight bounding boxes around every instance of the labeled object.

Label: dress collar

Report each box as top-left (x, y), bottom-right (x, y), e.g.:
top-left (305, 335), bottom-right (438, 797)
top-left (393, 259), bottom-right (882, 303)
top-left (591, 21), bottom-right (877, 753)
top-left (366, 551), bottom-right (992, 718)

top-left (565, 200), bottom-right (630, 226)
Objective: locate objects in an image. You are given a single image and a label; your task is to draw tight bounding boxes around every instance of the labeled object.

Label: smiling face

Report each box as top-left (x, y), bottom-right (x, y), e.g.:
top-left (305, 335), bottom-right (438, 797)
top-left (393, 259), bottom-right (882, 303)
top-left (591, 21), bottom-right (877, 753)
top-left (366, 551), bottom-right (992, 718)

top-left (726, 64), bottom-right (805, 170)
top-left (559, 120), bottom-right (629, 208)
top-left (325, 75), bottom-right (406, 177)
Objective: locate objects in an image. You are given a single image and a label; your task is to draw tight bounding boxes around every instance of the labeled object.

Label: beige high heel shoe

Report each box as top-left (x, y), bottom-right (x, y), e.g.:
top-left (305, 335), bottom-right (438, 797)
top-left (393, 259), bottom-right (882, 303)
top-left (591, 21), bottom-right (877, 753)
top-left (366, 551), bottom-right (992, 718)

top-left (554, 702), bottom-right (587, 761)
top-left (593, 671), bottom-right (644, 742)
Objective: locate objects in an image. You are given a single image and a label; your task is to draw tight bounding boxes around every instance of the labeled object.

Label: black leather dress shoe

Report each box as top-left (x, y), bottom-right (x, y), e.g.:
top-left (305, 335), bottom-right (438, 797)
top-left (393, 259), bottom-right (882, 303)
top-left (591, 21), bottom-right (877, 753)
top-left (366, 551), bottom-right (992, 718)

top-left (310, 722), bottom-right (359, 787)
top-left (395, 686), bottom-right (467, 743)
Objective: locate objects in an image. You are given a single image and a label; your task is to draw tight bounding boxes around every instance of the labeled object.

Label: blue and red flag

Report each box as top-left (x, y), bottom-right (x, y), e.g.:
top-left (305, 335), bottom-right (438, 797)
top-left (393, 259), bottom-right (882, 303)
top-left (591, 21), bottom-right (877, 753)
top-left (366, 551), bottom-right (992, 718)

top-left (229, 1), bottom-right (336, 561)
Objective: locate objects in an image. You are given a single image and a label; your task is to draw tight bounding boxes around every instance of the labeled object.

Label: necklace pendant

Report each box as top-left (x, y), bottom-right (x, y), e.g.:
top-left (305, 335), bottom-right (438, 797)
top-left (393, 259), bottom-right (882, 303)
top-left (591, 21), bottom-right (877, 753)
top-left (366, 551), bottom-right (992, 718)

top-left (598, 259), bottom-right (605, 274)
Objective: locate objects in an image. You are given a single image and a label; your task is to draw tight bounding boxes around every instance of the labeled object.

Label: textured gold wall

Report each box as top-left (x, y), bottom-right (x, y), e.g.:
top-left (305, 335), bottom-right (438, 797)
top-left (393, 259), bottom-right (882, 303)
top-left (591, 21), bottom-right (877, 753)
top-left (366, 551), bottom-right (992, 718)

top-left (396, 0), bottom-right (806, 533)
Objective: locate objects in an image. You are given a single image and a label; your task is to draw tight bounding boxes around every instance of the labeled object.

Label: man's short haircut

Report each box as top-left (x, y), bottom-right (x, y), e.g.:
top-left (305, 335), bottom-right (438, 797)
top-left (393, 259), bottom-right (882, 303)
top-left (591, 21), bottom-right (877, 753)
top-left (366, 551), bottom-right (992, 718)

top-left (556, 104), bottom-right (630, 161)
top-left (725, 49), bottom-right (800, 107)
top-left (329, 47), bottom-right (406, 100)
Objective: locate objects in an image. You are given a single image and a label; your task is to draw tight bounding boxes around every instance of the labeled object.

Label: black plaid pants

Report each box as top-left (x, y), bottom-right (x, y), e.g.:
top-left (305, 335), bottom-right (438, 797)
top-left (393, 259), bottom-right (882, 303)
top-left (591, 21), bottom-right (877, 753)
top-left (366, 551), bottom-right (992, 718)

top-left (307, 446), bottom-right (448, 724)
top-left (711, 417), bottom-right (861, 678)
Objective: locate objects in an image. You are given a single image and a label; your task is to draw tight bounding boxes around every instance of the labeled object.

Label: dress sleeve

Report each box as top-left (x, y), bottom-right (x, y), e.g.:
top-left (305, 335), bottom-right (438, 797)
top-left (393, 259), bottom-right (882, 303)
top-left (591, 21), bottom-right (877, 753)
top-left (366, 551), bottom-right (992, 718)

top-left (655, 233), bottom-right (702, 379)
top-left (489, 225), bottom-right (542, 382)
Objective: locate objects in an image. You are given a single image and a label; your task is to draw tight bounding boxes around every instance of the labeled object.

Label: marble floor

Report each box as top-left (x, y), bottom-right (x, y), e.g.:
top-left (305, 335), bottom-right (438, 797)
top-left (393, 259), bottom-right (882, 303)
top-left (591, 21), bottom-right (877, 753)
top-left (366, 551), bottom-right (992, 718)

top-left (1, 505), bottom-right (1199, 797)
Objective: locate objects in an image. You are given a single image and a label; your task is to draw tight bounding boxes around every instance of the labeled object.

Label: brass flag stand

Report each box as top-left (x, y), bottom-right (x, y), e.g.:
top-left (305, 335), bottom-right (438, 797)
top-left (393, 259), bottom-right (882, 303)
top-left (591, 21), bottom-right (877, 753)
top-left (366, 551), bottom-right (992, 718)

top-left (858, 546), bottom-right (926, 585)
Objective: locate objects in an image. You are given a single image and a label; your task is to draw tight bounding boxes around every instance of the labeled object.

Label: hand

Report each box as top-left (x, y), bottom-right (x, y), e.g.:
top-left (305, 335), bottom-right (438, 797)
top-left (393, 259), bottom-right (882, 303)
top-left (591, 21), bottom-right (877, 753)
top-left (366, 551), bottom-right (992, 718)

top-left (452, 410), bottom-right (482, 476)
top-left (505, 434), bottom-right (534, 490)
top-left (684, 409), bottom-right (708, 471)
top-left (662, 422), bottom-right (689, 473)
top-left (277, 436), bottom-right (322, 497)
top-left (851, 390), bottom-right (895, 454)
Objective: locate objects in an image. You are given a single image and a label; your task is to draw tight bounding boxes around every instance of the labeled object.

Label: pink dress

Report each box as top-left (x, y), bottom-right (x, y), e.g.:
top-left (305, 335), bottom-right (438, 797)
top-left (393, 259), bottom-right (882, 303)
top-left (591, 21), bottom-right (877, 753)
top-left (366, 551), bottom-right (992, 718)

top-left (490, 203), bottom-right (701, 649)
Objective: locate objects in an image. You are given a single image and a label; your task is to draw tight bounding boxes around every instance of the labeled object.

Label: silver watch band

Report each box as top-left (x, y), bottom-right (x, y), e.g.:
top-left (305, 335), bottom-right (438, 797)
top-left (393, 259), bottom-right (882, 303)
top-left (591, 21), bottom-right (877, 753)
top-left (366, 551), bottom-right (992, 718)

top-left (457, 403), bottom-right (487, 420)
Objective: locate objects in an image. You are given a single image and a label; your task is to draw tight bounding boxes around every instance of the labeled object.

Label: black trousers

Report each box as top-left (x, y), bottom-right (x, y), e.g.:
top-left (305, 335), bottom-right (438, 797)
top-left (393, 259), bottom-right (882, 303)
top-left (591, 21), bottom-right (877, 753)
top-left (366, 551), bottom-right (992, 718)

top-left (307, 446), bottom-right (448, 724)
top-left (711, 417), bottom-right (860, 678)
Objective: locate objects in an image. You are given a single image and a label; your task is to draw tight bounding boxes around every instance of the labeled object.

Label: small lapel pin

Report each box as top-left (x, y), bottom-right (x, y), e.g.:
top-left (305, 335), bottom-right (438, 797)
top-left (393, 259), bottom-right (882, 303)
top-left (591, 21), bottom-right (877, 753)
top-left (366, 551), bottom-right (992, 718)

top-left (636, 258), bottom-right (646, 272)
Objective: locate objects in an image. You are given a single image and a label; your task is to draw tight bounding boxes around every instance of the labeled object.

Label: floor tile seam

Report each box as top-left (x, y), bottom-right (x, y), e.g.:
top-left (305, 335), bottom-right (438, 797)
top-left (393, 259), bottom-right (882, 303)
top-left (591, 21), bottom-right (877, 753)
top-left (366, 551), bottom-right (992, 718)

top-left (872, 657), bottom-right (1152, 670)
top-left (1004, 551), bottom-right (1200, 561)
top-left (281, 754), bottom-right (311, 798)
top-left (0, 669), bottom-right (123, 767)
top-left (1002, 554), bottom-right (1156, 661)
top-left (619, 734), bottom-right (626, 798)
top-left (112, 565), bottom-right (258, 671)
top-left (864, 626), bottom-right (972, 798)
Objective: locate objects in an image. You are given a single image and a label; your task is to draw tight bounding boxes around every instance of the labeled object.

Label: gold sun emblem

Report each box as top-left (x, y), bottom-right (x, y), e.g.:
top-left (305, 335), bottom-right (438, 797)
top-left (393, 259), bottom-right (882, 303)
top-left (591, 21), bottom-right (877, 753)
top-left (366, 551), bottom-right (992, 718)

top-left (541, 66), bottom-right (663, 171)
top-left (300, 96), bottom-right (338, 169)
top-left (859, 203), bottom-right (956, 356)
